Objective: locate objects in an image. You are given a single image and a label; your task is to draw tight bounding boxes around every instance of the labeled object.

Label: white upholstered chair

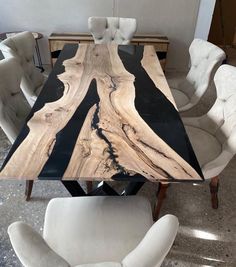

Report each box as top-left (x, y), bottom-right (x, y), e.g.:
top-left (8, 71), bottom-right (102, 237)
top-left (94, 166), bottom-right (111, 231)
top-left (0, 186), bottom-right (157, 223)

top-left (0, 58), bottom-right (33, 200)
top-left (0, 58), bottom-right (30, 143)
top-left (88, 17), bottom-right (137, 44)
top-left (0, 31), bottom-right (46, 107)
top-left (182, 64), bottom-right (236, 208)
top-left (8, 196), bottom-right (179, 267)
top-left (169, 39), bottom-right (226, 112)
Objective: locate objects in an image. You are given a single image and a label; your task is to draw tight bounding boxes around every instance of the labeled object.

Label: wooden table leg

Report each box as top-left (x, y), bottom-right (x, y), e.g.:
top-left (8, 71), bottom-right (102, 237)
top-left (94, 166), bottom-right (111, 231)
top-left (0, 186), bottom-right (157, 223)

top-left (209, 176), bottom-right (219, 209)
top-left (25, 180), bottom-right (34, 201)
top-left (153, 182), bottom-right (169, 221)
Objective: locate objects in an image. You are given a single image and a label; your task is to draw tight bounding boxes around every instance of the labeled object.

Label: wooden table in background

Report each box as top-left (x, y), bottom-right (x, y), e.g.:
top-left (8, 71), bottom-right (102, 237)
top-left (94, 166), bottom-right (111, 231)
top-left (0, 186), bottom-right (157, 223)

top-left (48, 33), bottom-right (169, 70)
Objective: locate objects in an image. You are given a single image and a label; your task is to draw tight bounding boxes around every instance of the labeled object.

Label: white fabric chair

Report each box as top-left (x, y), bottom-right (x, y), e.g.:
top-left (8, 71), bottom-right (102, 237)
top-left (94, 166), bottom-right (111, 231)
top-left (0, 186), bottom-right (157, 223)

top-left (182, 64), bottom-right (236, 208)
top-left (88, 17), bottom-right (137, 44)
top-left (0, 58), bottom-right (33, 200)
top-left (169, 39), bottom-right (226, 112)
top-left (0, 31), bottom-right (46, 107)
top-left (8, 196), bottom-right (179, 267)
top-left (0, 58), bottom-right (30, 143)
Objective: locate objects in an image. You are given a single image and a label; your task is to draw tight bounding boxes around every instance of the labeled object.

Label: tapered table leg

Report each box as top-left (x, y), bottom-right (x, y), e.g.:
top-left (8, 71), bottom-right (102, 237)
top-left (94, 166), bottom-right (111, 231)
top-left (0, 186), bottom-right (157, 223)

top-left (153, 182), bottom-right (169, 221)
top-left (25, 180), bottom-right (34, 201)
top-left (209, 176), bottom-right (219, 209)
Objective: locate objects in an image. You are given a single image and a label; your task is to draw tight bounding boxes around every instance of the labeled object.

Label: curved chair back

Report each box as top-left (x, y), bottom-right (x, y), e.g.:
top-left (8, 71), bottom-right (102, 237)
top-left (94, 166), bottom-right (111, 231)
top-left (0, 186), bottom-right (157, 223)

top-left (194, 65), bottom-right (236, 178)
top-left (179, 39), bottom-right (225, 108)
top-left (0, 58), bottom-right (30, 143)
top-left (122, 214), bottom-right (179, 267)
top-left (0, 31), bottom-right (44, 106)
top-left (43, 196), bottom-right (153, 266)
top-left (88, 17), bottom-right (137, 44)
top-left (8, 196), bottom-right (178, 267)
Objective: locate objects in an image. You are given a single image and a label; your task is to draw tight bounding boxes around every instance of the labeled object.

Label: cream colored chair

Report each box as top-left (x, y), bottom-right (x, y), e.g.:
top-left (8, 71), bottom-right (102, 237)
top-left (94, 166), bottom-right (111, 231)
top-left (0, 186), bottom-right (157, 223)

top-left (169, 39), bottom-right (226, 112)
top-left (0, 31), bottom-right (46, 107)
top-left (182, 64), bottom-right (236, 208)
top-left (88, 17), bottom-right (137, 44)
top-left (154, 65), bottom-right (236, 219)
top-left (0, 58), bottom-right (33, 200)
top-left (0, 58), bottom-right (30, 143)
top-left (8, 196), bottom-right (179, 267)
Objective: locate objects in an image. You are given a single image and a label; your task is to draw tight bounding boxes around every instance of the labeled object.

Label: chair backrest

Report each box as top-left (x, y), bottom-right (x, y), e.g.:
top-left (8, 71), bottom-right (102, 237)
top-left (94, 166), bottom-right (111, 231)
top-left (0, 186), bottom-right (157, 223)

top-left (179, 39), bottom-right (225, 106)
top-left (122, 214), bottom-right (179, 267)
top-left (0, 31), bottom-right (44, 106)
top-left (206, 65), bottom-right (236, 146)
top-left (195, 65), bottom-right (236, 177)
top-left (43, 196), bottom-right (153, 266)
top-left (88, 17), bottom-right (137, 44)
top-left (0, 58), bottom-right (30, 143)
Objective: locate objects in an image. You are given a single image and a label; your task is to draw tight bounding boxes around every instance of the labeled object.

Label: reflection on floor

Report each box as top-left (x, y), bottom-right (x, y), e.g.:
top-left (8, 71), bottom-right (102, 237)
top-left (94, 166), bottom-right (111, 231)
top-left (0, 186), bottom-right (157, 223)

top-left (0, 56), bottom-right (236, 267)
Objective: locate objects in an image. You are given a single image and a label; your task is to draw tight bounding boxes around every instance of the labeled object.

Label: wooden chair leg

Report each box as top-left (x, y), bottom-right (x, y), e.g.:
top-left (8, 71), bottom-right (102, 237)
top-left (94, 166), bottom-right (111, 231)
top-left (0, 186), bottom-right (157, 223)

top-left (209, 176), bottom-right (219, 209)
top-left (25, 180), bottom-right (34, 201)
top-left (86, 181), bottom-right (93, 193)
top-left (153, 182), bottom-right (169, 221)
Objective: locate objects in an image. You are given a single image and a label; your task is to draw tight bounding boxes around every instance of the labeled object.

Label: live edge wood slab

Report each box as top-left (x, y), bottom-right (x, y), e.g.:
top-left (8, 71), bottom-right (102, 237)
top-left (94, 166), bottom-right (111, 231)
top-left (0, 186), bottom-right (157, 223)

top-left (0, 44), bottom-right (203, 182)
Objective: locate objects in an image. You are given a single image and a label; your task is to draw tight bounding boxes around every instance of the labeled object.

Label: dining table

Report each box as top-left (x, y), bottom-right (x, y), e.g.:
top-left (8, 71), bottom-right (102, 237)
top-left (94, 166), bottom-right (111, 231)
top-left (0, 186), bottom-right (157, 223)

top-left (0, 43), bottom-right (204, 196)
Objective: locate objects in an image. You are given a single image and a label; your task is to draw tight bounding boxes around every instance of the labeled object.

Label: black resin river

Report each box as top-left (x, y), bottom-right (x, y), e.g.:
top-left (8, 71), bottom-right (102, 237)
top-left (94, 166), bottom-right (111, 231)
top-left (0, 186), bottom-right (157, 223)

top-left (0, 44), bottom-right (203, 182)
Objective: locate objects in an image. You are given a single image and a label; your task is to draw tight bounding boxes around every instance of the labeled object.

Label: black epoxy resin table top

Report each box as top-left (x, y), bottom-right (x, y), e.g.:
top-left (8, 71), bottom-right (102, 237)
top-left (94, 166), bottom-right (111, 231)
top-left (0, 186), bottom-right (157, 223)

top-left (0, 44), bottom-right (203, 182)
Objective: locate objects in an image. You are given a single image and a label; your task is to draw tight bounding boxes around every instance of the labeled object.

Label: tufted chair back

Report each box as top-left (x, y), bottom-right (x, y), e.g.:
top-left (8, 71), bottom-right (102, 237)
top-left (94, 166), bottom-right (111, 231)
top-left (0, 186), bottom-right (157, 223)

top-left (0, 31), bottom-right (44, 106)
top-left (179, 39), bottom-right (225, 107)
top-left (0, 58), bottom-right (30, 143)
top-left (191, 65), bottom-right (236, 177)
top-left (88, 17), bottom-right (137, 44)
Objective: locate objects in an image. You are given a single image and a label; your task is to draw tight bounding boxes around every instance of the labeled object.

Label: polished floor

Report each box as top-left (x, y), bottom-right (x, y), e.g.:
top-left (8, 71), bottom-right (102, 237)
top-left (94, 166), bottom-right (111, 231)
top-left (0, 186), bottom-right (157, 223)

top-left (1, 54), bottom-right (236, 266)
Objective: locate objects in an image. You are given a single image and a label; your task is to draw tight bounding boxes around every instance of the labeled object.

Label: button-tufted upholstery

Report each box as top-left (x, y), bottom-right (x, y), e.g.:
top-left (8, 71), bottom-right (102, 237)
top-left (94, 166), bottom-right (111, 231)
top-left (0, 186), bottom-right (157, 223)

top-left (182, 64), bottom-right (236, 179)
top-left (0, 31), bottom-right (45, 107)
top-left (0, 58), bottom-right (30, 143)
top-left (170, 39), bottom-right (226, 112)
top-left (88, 17), bottom-right (137, 45)
top-left (8, 196), bottom-right (179, 267)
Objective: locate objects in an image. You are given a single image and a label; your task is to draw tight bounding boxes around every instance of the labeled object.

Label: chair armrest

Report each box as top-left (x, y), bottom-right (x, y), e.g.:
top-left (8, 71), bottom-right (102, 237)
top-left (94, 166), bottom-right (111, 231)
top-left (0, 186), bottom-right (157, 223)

top-left (181, 116), bottom-right (203, 128)
top-left (122, 214), bottom-right (179, 267)
top-left (202, 149), bottom-right (234, 179)
top-left (8, 221), bottom-right (70, 267)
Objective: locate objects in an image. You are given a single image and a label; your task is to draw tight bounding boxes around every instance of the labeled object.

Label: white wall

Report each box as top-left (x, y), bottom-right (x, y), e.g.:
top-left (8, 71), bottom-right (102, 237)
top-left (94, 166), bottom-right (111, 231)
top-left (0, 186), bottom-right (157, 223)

top-left (115, 0), bottom-right (200, 71)
top-left (0, 0), bottom-right (215, 71)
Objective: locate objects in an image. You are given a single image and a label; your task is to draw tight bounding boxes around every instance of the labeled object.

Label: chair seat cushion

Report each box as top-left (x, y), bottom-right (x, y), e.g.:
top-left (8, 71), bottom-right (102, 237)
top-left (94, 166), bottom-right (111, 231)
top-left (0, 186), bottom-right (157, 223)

top-left (43, 196), bottom-right (153, 266)
top-left (75, 262), bottom-right (121, 267)
top-left (171, 88), bottom-right (190, 108)
top-left (185, 125), bottom-right (222, 167)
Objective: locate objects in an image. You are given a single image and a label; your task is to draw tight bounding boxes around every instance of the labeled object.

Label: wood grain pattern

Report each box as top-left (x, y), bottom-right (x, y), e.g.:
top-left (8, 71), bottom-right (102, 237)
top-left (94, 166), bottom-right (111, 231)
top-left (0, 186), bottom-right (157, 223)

top-left (49, 33), bottom-right (169, 69)
top-left (0, 45), bottom-right (90, 179)
top-left (63, 45), bottom-right (201, 181)
top-left (0, 44), bottom-right (202, 181)
top-left (141, 45), bottom-right (176, 108)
